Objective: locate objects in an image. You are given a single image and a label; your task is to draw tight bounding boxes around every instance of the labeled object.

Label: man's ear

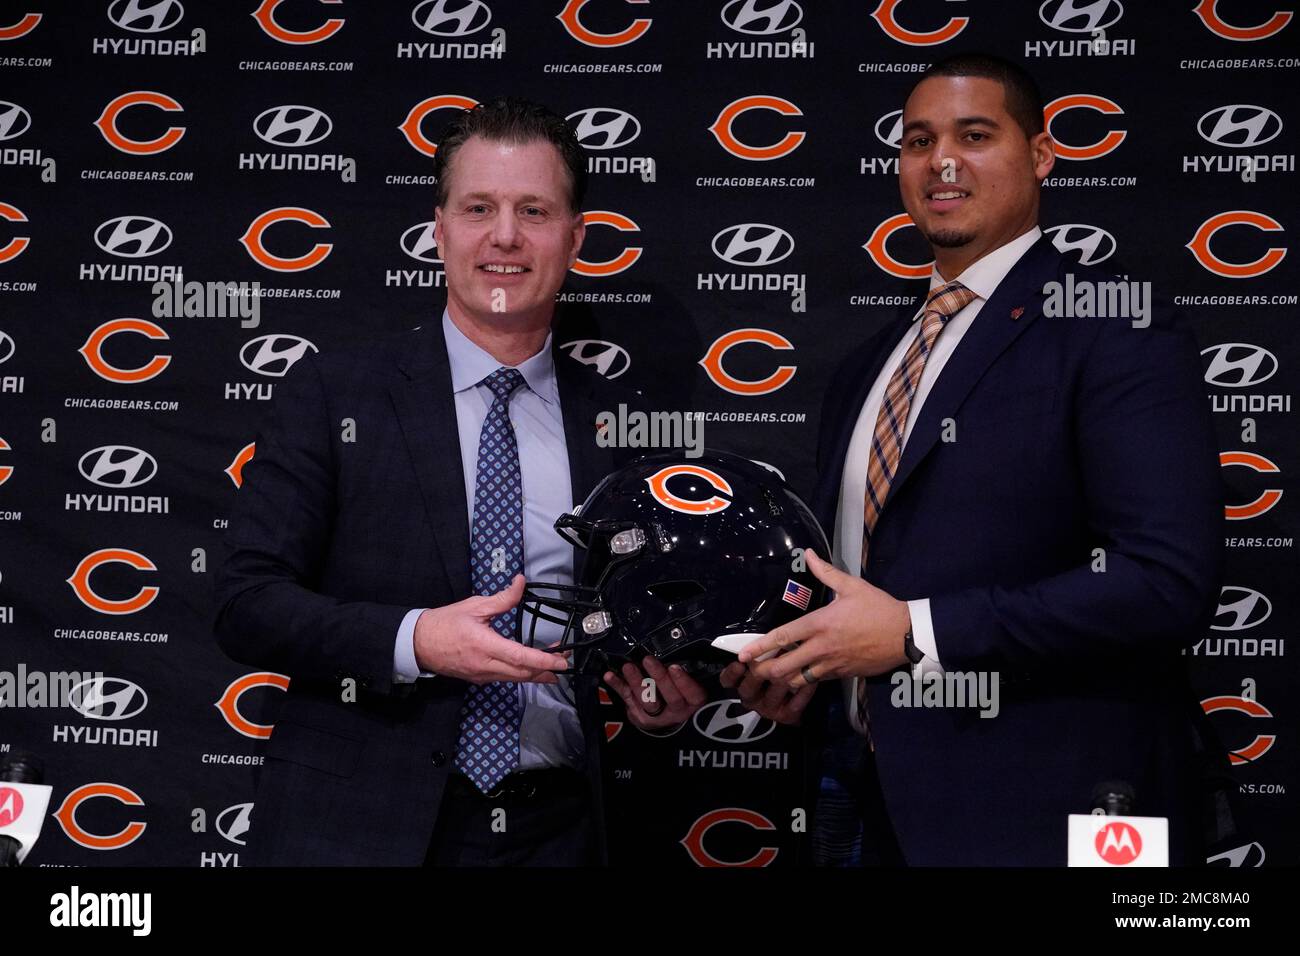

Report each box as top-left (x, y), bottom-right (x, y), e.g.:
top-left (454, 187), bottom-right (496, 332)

top-left (433, 207), bottom-right (444, 248)
top-left (568, 211), bottom-right (586, 268)
top-left (1030, 130), bottom-right (1056, 183)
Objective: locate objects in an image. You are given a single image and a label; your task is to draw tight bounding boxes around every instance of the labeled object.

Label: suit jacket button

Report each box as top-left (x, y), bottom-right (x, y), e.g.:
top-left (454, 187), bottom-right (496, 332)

top-left (430, 750), bottom-right (446, 768)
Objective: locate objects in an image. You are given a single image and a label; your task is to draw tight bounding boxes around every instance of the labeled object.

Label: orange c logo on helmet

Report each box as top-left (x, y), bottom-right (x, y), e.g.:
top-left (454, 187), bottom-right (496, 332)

top-left (94, 91), bottom-right (186, 155)
top-left (1202, 695), bottom-right (1275, 765)
top-left (646, 465), bottom-right (733, 515)
top-left (680, 808), bottom-right (778, 867)
top-left (572, 210), bottom-right (641, 277)
top-left (0, 435), bottom-right (11, 487)
top-left (1193, 0), bottom-right (1292, 41)
top-left (1043, 94), bottom-right (1127, 161)
top-left (240, 207), bottom-right (333, 272)
top-left (0, 13), bottom-right (41, 40)
top-left (1187, 211), bottom-right (1286, 279)
top-left (77, 318), bottom-right (171, 384)
top-left (557, 0), bottom-right (652, 47)
top-left (1220, 451), bottom-right (1282, 520)
top-left (67, 548), bottom-right (159, 615)
top-left (216, 672), bottom-right (291, 739)
top-left (870, 0), bottom-right (968, 45)
top-left (597, 686), bottom-right (622, 741)
top-left (864, 213), bottom-right (933, 279)
top-left (709, 96), bottom-right (805, 161)
top-left (53, 783), bottom-right (146, 850)
top-left (226, 442), bottom-right (256, 489)
top-left (700, 329), bottom-right (796, 396)
top-left (251, 0), bottom-right (345, 44)
top-left (0, 202), bottom-right (30, 263)
top-left (399, 94), bottom-right (479, 157)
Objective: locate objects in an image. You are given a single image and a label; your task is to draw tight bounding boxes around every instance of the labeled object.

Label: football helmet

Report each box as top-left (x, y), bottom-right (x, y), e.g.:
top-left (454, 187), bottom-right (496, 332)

top-left (521, 450), bottom-right (830, 678)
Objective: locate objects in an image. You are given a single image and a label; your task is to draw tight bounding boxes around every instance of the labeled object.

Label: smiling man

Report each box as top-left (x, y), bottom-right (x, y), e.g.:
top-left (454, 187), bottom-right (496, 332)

top-left (214, 98), bottom-right (705, 867)
top-left (731, 55), bottom-right (1224, 865)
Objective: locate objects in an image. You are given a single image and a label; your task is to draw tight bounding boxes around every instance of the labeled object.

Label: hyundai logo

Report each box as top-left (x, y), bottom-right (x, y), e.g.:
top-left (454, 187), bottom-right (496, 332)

top-left (1045, 223), bottom-right (1116, 266)
top-left (239, 334), bottom-right (318, 378)
top-left (721, 0), bottom-right (803, 35)
top-left (1212, 587), bottom-right (1272, 631)
top-left (1038, 0), bottom-right (1123, 33)
top-left (94, 215), bottom-right (173, 259)
top-left (693, 699), bottom-right (777, 743)
top-left (254, 105), bottom-right (333, 148)
top-left (567, 107), bottom-right (641, 151)
top-left (712, 223), bottom-right (794, 267)
top-left (108, 0), bottom-right (185, 33)
top-left (0, 102), bottom-right (31, 142)
top-left (0, 331), bottom-right (13, 365)
top-left (1202, 343), bottom-right (1279, 389)
top-left (216, 802), bottom-right (253, 846)
top-left (1197, 105), bottom-right (1283, 150)
top-left (411, 0), bottom-right (491, 36)
top-left (560, 339), bottom-right (631, 380)
top-left (78, 445), bottom-right (158, 489)
top-left (69, 677), bottom-right (149, 721)
top-left (399, 221), bottom-right (442, 263)
top-left (874, 109), bottom-right (902, 149)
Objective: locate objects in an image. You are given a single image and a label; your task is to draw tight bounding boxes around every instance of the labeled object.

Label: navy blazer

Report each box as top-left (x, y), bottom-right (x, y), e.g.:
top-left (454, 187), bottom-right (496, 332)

top-left (813, 236), bottom-right (1224, 865)
top-left (213, 319), bottom-right (639, 866)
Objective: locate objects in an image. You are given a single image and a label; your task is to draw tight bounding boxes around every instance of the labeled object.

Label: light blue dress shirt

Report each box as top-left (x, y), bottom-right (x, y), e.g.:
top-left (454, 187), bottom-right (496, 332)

top-left (393, 311), bottom-right (584, 770)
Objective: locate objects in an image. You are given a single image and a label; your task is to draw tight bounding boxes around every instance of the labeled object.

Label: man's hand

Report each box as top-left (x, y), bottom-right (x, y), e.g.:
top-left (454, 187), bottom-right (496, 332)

top-left (720, 661), bottom-right (816, 725)
top-left (604, 656), bottom-right (708, 731)
top-left (739, 549), bottom-right (911, 688)
top-left (413, 575), bottom-right (569, 684)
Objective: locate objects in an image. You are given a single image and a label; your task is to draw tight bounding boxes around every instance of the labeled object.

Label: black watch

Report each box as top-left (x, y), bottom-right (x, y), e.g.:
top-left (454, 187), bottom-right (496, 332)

top-left (903, 629), bottom-right (924, 665)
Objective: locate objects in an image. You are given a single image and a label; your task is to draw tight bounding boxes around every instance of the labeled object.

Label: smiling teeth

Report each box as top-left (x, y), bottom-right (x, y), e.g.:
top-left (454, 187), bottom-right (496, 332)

top-left (932, 191), bottom-right (966, 200)
top-left (483, 264), bottom-right (525, 273)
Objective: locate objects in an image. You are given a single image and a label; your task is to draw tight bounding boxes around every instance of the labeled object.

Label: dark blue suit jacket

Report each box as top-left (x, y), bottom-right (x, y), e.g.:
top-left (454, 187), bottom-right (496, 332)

top-left (812, 236), bottom-right (1224, 865)
top-left (213, 320), bottom-right (636, 866)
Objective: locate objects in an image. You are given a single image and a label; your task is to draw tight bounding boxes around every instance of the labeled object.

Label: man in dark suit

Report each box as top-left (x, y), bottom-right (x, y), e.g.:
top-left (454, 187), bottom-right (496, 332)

top-left (734, 54), bottom-right (1223, 865)
top-left (213, 99), bottom-right (705, 866)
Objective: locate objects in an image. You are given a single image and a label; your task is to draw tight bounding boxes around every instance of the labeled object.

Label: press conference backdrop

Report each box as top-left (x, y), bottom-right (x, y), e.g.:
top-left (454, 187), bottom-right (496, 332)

top-left (0, 0), bottom-right (1295, 868)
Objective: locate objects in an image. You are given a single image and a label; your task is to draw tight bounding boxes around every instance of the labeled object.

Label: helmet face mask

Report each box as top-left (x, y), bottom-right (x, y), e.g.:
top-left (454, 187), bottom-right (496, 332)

top-left (520, 451), bottom-right (830, 681)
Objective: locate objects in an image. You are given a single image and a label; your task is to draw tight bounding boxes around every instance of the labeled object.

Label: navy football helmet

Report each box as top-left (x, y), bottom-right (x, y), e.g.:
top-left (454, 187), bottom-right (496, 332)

top-left (521, 450), bottom-right (830, 678)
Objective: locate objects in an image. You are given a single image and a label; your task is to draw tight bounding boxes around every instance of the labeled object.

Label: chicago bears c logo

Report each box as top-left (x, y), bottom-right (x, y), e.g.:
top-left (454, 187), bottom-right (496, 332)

top-left (645, 465), bottom-right (733, 515)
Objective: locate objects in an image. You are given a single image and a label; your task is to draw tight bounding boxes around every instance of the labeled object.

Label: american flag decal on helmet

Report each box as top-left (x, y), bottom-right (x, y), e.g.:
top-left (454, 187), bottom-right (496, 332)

top-left (782, 579), bottom-right (812, 610)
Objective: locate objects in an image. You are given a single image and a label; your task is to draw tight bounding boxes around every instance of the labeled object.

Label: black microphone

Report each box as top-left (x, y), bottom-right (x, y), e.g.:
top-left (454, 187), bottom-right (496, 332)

top-left (1090, 779), bottom-right (1135, 816)
top-left (0, 750), bottom-right (46, 867)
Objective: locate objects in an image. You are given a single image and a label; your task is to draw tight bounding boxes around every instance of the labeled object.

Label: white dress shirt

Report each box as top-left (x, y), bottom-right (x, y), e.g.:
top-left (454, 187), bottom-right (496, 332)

top-left (835, 227), bottom-right (1042, 734)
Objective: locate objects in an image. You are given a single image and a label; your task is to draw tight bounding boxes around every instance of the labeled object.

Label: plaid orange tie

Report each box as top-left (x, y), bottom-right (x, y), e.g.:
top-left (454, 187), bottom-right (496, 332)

top-left (853, 280), bottom-right (978, 735)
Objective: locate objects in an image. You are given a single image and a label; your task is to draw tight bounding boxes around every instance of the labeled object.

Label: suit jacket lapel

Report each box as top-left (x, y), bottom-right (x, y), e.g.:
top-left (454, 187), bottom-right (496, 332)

top-left (390, 323), bottom-right (472, 597)
top-left (887, 235), bottom-right (1060, 500)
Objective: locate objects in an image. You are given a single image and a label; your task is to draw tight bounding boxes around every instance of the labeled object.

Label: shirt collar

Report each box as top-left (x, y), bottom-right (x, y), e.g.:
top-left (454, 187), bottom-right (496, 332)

top-left (441, 309), bottom-right (558, 406)
top-left (926, 225), bottom-right (1043, 304)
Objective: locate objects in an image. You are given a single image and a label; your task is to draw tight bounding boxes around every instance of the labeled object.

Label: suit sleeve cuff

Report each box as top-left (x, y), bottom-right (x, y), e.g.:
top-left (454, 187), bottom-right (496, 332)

top-left (394, 607), bottom-right (433, 683)
top-left (907, 598), bottom-right (944, 677)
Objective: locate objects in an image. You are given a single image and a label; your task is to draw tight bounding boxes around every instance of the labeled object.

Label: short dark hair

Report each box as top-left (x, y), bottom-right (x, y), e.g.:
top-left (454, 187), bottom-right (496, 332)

top-left (431, 97), bottom-right (587, 213)
top-left (912, 53), bottom-right (1044, 139)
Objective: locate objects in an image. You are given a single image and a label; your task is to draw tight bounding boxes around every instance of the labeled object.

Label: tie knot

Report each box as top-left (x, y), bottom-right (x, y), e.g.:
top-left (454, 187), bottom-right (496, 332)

top-left (482, 366), bottom-right (525, 403)
top-left (924, 281), bottom-right (977, 324)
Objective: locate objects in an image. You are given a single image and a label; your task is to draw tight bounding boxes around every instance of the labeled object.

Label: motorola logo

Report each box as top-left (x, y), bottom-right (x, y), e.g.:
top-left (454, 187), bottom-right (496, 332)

top-left (1044, 223), bottom-right (1116, 266)
top-left (399, 221), bottom-right (442, 263)
top-left (254, 105), bottom-right (333, 148)
top-left (108, 0), bottom-right (185, 33)
top-left (693, 699), bottom-right (777, 743)
top-left (567, 108), bottom-right (641, 151)
top-left (874, 109), bottom-right (902, 149)
top-left (0, 101), bottom-right (31, 141)
top-left (239, 334), bottom-right (318, 378)
top-left (1202, 343), bottom-right (1278, 389)
top-left (1038, 0), bottom-right (1123, 33)
top-left (560, 339), bottom-right (630, 380)
top-left (94, 216), bottom-right (173, 259)
top-left (712, 223), bottom-right (795, 267)
top-left (1212, 587), bottom-right (1272, 632)
top-left (69, 677), bottom-right (149, 721)
top-left (411, 0), bottom-right (492, 36)
top-left (1197, 105), bottom-right (1283, 149)
top-left (721, 0), bottom-right (803, 35)
top-left (78, 445), bottom-right (158, 489)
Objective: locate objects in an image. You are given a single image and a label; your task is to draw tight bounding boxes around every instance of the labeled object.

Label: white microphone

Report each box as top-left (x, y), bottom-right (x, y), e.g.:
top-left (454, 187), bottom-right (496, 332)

top-left (0, 751), bottom-right (52, 867)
